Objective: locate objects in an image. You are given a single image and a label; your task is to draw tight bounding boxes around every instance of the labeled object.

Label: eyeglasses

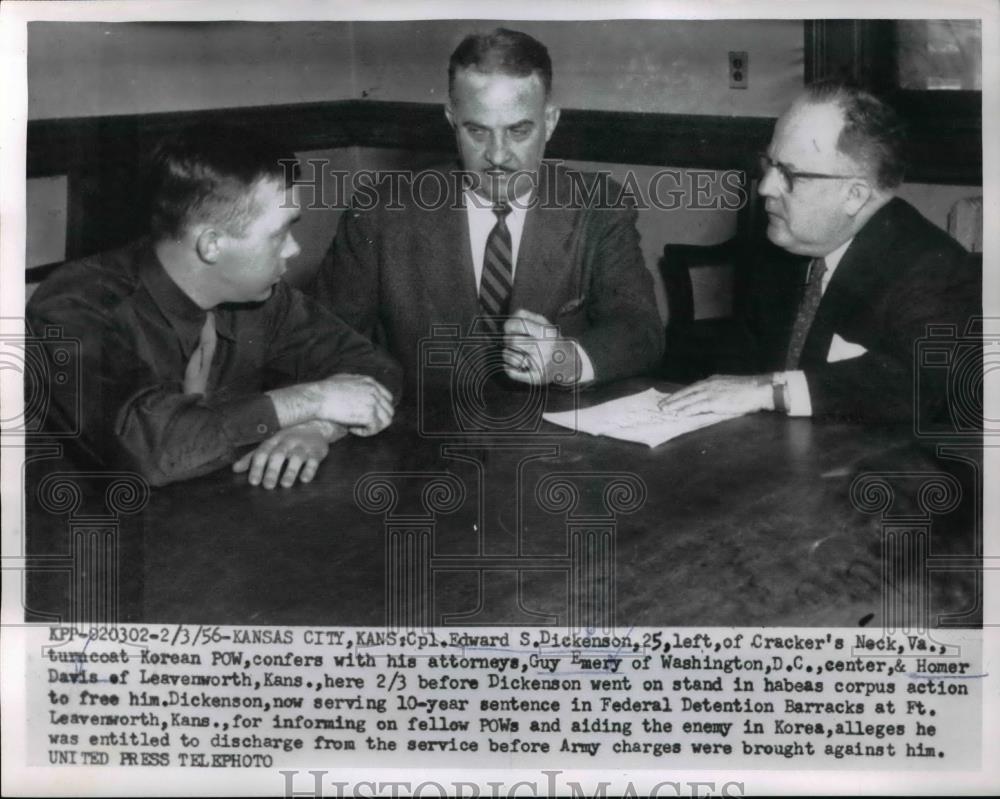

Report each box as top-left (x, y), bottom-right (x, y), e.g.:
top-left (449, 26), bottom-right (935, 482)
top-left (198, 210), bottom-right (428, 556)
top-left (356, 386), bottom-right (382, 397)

top-left (757, 153), bottom-right (867, 194)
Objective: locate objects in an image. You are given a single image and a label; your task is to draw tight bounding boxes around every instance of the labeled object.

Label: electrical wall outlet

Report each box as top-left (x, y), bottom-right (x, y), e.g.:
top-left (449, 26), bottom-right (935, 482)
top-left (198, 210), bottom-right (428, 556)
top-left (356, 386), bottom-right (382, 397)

top-left (729, 51), bottom-right (748, 89)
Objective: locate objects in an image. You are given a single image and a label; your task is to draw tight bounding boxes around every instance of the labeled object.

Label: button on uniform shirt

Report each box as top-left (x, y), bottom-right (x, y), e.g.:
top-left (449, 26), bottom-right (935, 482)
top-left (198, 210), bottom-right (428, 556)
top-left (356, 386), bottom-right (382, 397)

top-left (26, 240), bottom-right (402, 486)
top-left (464, 191), bottom-right (596, 383)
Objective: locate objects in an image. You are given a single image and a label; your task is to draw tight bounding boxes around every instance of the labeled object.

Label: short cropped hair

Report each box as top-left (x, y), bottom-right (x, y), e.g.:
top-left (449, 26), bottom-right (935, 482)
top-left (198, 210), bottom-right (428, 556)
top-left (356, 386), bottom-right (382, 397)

top-left (448, 28), bottom-right (552, 98)
top-left (146, 124), bottom-right (297, 240)
top-left (803, 80), bottom-right (907, 190)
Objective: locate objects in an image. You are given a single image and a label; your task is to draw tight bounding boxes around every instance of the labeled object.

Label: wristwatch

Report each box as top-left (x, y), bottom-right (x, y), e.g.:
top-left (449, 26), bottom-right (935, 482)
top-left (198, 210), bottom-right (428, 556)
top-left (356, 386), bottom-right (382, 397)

top-left (771, 372), bottom-right (789, 414)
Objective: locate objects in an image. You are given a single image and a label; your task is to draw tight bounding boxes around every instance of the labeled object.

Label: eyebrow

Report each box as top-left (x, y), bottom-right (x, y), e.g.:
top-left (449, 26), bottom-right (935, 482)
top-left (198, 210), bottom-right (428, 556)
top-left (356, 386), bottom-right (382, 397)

top-left (462, 119), bottom-right (535, 131)
top-left (276, 215), bottom-right (301, 234)
top-left (767, 152), bottom-right (801, 171)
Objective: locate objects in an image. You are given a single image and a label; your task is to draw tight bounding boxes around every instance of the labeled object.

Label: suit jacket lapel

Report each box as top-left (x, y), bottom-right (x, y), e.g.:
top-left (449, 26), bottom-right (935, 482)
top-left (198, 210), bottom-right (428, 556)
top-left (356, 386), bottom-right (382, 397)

top-left (800, 202), bottom-right (896, 366)
top-left (758, 254), bottom-right (808, 368)
top-left (800, 266), bottom-right (849, 366)
top-left (412, 174), bottom-right (480, 331)
top-left (511, 162), bottom-right (580, 313)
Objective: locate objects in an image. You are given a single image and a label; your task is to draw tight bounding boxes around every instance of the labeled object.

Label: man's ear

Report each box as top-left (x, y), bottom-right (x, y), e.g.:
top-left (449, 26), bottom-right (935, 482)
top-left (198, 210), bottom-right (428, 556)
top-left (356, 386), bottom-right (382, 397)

top-left (843, 179), bottom-right (874, 217)
top-left (195, 228), bottom-right (222, 264)
top-left (444, 104), bottom-right (456, 130)
top-left (543, 103), bottom-right (561, 142)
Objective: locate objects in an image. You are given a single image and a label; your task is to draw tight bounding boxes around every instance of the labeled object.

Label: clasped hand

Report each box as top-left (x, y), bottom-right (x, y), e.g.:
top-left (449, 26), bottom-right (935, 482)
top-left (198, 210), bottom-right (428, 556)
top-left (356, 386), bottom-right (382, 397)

top-left (239, 373), bottom-right (394, 489)
top-left (314, 373), bottom-right (395, 436)
top-left (502, 309), bottom-right (581, 386)
top-left (657, 374), bottom-right (773, 417)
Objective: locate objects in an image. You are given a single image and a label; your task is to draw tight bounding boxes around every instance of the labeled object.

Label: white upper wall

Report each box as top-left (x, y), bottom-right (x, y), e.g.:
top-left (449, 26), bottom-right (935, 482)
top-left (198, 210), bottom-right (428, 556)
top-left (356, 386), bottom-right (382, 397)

top-left (28, 20), bottom-right (803, 119)
top-left (353, 20), bottom-right (803, 116)
top-left (28, 21), bottom-right (358, 118)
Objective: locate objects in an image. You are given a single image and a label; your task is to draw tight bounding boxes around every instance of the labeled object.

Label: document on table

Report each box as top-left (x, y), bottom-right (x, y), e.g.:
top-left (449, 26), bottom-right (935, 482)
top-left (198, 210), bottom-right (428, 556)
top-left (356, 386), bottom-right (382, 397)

top-left (542, 387), bottom-right (742, 447)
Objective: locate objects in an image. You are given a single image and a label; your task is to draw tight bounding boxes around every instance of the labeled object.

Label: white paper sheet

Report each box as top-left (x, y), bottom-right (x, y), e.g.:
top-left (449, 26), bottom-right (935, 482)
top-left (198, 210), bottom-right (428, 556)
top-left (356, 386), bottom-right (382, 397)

top-left (543, 387), bottom-right (742, 447)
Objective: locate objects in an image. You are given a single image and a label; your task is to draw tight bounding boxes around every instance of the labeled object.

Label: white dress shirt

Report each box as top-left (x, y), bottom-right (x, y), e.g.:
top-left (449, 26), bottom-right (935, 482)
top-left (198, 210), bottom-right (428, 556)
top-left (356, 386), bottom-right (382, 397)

top-left (464, 191), bottom-right (595, 383)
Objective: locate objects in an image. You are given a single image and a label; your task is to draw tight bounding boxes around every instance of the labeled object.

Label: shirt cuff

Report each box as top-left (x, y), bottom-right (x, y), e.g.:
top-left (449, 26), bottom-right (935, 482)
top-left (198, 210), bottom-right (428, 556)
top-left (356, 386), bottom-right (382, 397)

top-left (784, 370), bottom-right (812, 417)
top-left (575, 342), bottom-right (596, 385)
top-left (216, 394), bottom-right (282, 446)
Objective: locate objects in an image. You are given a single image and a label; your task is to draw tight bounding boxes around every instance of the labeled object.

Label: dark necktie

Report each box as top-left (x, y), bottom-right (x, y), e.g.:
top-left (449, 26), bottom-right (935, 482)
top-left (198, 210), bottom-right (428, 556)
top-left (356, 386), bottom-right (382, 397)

top-left (478, 204), bottom-right (513, 330)
top-left (784, 257), bottom-right (828, 370)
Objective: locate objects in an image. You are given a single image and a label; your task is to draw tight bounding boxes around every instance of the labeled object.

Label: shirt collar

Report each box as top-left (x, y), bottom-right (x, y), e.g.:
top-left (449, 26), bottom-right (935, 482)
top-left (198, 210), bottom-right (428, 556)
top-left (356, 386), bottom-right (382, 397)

top-left (137, 241), bottom-right (236, 343)
top-left (820, 237), bottom-right (853, 293)
top-left (462, 187), bottom-right (534, 222)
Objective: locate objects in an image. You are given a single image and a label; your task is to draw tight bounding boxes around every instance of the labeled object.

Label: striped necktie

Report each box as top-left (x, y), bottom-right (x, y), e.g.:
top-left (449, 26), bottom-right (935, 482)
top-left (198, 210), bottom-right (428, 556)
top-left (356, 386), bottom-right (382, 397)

top-left (479, 204), bottom-right (513, 330)
top-left (784, 257), bottom-right (828, 370)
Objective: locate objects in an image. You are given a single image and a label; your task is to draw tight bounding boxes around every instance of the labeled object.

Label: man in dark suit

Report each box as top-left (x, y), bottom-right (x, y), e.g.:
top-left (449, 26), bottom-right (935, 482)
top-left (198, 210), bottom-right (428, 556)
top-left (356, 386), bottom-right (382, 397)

top-left (658, 82), bottom-right (979, 426)
top-left (310, 28), bottom-right (663, 392)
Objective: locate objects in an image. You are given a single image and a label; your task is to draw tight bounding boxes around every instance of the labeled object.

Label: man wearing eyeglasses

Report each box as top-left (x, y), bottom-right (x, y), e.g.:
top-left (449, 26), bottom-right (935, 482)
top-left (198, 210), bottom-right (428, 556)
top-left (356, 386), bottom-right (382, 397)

top-left (658, 81), bottom-right (978, 426)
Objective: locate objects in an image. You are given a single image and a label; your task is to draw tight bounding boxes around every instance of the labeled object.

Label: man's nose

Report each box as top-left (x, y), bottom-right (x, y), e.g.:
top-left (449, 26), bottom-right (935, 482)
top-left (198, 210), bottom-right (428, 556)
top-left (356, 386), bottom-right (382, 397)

top-left (486, 132), bottom-right (511, 166)
top-left (283, 233), bottom-right (301, 260)
top-left (758, 166), bottom-right (781, 198)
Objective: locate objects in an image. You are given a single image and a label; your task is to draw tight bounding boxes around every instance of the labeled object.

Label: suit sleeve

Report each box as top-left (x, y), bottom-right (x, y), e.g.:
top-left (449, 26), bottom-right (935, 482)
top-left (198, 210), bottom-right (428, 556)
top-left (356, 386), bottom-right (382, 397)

top-left (574, 203), bottom-right (665, 383)
top-left (310, 204), bottom-right (383, 341)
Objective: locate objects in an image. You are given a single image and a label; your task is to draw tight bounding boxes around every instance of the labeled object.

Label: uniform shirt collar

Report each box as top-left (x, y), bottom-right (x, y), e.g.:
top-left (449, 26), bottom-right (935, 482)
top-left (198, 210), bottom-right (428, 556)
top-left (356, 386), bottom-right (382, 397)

top-left (137, 241), bottom-right (236, 343)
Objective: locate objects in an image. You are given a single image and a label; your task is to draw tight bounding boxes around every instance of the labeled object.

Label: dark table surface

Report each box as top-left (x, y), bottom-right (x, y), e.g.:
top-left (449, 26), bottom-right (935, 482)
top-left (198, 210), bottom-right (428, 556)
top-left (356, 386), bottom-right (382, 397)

top-left (24, 379), bottom-right (982, 628)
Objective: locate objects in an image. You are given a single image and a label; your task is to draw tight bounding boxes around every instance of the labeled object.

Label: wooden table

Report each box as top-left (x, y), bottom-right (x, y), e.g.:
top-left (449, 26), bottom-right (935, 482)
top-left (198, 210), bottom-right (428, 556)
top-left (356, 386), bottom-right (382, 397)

top-left (24, 379), bottom-right (982, 629)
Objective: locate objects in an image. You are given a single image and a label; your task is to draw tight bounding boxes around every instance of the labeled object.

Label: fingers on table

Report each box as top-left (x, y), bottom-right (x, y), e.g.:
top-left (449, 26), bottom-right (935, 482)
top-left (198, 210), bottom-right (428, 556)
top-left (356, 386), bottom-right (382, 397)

top-left (247, 439), bottom-right (280, 487)
top-left (259, 449), bottom-right (324, 489)
top-left (238, 437), bottom-right (321, 489)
